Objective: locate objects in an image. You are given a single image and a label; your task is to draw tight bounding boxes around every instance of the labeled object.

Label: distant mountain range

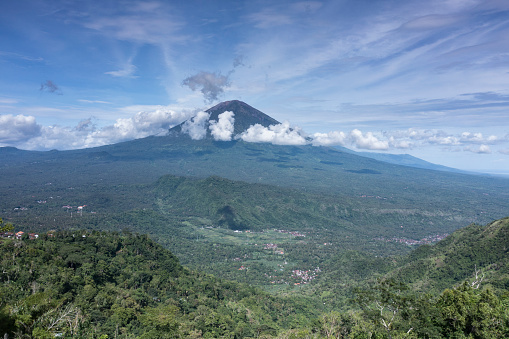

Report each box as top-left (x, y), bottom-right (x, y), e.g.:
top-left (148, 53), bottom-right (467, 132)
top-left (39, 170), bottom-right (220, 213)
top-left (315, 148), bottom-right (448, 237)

top-left (340, 148), bottom-right (473, 174)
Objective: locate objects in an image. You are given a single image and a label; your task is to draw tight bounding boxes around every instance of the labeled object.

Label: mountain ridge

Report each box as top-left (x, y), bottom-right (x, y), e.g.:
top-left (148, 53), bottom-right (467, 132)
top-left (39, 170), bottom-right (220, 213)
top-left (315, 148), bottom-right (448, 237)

top-left (341, 148), bottom-right (476, 175)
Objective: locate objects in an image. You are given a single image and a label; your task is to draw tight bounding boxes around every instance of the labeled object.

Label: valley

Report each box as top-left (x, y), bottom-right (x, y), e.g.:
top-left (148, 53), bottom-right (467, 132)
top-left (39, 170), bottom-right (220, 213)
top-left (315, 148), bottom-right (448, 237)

top-left (1, 101), bottom-right (509, 338)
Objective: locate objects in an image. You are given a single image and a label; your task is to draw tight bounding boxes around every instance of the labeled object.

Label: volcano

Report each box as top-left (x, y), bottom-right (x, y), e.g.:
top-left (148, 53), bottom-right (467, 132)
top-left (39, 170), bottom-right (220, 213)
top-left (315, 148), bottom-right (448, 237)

top-left (170, 100), bottom-right (280, 138)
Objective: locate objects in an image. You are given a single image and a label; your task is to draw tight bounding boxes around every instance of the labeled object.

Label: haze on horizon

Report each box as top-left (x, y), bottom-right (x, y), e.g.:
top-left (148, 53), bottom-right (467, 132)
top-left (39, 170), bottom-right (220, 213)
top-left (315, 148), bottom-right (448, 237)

top-left (1, 0), bottom-right (509, 174)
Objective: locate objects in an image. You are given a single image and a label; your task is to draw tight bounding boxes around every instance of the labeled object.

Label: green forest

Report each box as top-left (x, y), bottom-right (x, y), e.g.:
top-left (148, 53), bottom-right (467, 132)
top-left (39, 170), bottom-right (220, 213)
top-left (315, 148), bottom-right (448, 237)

top-left (1, 216), bottom-right (509, 338)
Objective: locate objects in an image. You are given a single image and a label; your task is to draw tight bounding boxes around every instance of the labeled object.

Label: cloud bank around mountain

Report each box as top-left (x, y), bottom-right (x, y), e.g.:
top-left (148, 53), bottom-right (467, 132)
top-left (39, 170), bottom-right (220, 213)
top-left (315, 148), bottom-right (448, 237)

top-left (209, 111), bottom-right (235, 141)
top-left (0, 107), bottom-right (195, 150)
top-left (180, 111), bottom-right (210, 140)
top-left (238, 121), bottom-right (307, 145)
top-left (0, 109), bottom-right (507, 161)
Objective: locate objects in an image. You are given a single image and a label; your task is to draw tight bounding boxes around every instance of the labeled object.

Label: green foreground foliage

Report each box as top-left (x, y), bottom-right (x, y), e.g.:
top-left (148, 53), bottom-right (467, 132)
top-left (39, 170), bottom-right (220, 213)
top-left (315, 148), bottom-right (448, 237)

top-left (0, 231), bottom-right (319, 338)
top-left (1, 228), bottom-right (509, 338)
top-left (354, 278), bottom-right (509, 339)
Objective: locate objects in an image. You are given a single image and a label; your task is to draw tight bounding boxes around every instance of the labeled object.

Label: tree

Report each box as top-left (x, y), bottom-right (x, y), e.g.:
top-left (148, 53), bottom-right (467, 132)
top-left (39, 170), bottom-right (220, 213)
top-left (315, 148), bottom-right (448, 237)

top-left (0, 218), bottom-right (14, 233)
top-left (138, 304), bottom-right (181, 338)
top-left (436, 283), bottom-right (508, 338)
top-left (355, 278), bottom-right (415, 338)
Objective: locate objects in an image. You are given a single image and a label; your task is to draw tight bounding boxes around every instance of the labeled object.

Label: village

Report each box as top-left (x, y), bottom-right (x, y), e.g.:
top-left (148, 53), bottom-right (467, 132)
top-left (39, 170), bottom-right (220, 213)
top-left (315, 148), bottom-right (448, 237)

top-left (0, 231), bottom-right (39, 240)
top-left (2, 200), bottom-right (90, 241)
top-left (264, 265), bottom-right (321, 286)
top-left (375, 233), bottom-right (449, 246)
top-left (227, 234), bottom-right (321, 287)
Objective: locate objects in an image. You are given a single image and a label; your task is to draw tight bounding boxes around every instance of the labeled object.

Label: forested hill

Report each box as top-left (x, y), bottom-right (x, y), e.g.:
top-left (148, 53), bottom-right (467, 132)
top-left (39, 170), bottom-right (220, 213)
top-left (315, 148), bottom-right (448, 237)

top-left (388, 216), bottom-right (509, 293)
top-left (0, 231), bottom-right (320, 338)
top-left (153, 174), bottom-right (361, 232)
top-left (2, 226), bottom-right (509, 338)
top-left (315, 217), bottom-right (509, 307)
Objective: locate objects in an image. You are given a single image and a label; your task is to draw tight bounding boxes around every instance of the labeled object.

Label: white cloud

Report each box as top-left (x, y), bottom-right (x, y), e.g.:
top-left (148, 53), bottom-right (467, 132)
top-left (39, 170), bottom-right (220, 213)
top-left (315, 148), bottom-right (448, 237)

top-left (3, 107), bottom-right (508, 168)
top-left (312, 129), bottom-right (408, 149)
top-left (460, 132), bottom-right (498, 144)
top-left (209, 111), bottom-right (235, 141)
top-left (403, 128), bottom-right (446, 141)
top-left (181, 111), bottom-right (210, 140)
top-left (21, 124), bottom-right (90, 150)
top-left (311, 131), bottom-right (347, 146)
top-left (2, 107), bottom-right (194, 150)
top-left (384, 128), bottom-right (504, 149)
top-left (349, 129), bottom-right (389, 150)
top-left (94, 108), bottom-right (190, 142)
top-left (464, 144), bottom-right (491, 154)
top-left (388, 136), bottom-right (412, 149)
top-left (427, 135), bottom-right (460, 145)
top-left (238, 121), bottom-right (307, 145)
top-left (0, 115), bottom-right (41, 144)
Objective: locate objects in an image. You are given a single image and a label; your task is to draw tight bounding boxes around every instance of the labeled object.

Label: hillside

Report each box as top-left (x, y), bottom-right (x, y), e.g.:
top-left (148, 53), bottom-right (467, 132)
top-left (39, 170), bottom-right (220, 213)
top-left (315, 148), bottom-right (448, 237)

top-left (2, 223), bottom-right (509, 338)
top-left (0, 231), bottom-right (320, 338)
top-left (314, 216), bottom-right (509, 309)
top-left (388, 217), bottom-right (509, 293)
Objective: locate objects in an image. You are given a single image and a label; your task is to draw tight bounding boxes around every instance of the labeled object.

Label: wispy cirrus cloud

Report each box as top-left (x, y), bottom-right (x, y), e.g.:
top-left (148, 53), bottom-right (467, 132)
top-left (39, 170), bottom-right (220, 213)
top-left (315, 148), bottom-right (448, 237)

top-left (105, 62), bottom-right (137, 78)
top-left (78, 99), bottom-right (112, 104)
top-left (0, 51), bottom-right (44, 63)
top-left (247, 9), bottom-right (293, 28)
top-left (0, 98), bottom-right (19, 104)
top-left (82, 2), bottom-right (186, 45)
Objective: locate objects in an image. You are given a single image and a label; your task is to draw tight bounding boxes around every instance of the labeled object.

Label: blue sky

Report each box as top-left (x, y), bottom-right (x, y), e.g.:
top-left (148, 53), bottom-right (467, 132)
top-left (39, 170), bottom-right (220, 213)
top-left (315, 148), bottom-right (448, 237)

top-left (1, 0), bottom-right (509, 174)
